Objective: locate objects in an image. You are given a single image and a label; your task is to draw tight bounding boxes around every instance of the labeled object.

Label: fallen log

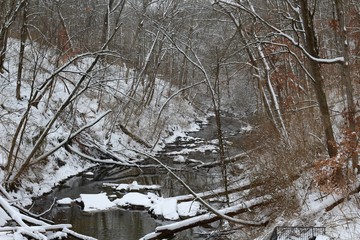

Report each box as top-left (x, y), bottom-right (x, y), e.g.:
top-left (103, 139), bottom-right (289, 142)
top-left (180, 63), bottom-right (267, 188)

top-left (193, 150), bottom-right (253, 169)
top-left (119, 124), bottom-right (152, 148)
top-left (173, 180), bottom-right (262, 202)
top-left (140, 196), bottom-right (271, 240)
top-left (0, 187), bottom-right (97, 240)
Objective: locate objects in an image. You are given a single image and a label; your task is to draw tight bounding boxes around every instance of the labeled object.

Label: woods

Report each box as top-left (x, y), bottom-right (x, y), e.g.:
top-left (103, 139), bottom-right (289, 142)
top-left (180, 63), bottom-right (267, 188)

top-left (0, 0), bottom-right (359, 239)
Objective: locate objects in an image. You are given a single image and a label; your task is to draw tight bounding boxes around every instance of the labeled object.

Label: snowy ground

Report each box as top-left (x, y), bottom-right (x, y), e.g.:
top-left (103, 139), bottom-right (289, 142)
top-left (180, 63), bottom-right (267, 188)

top-left (0, 38), bottom-right (207, 238)
top-left (1, 38), bottom-right (359, 240)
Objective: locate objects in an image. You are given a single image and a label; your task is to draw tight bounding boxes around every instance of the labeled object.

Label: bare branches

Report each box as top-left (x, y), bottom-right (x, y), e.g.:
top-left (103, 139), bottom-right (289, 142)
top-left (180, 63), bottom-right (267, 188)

top-left (0, 186), bottom-right (97, 240)
top-left (214, 0), bottom-right (345, 64)
top-left (141, 196), bottom-right (269, 240)
top-left (134, 149), bottom-right (270, 226)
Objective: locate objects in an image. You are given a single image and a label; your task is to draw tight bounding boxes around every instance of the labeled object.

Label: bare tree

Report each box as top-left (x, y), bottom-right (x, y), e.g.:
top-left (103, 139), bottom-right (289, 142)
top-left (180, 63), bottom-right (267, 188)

top-left (214, 0), bottom-right (342, 157)
top-left (16, 0), bottom-right (29, 100)
top-left (0, 0), bottom-right (28, 73)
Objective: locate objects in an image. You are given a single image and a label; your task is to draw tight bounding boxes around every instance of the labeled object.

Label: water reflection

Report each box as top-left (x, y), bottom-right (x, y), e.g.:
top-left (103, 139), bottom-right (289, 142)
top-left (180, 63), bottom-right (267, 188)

top-left (55, 206), bottom-right (156, 240)
top-left (32, 116), bottom-right (247, 239)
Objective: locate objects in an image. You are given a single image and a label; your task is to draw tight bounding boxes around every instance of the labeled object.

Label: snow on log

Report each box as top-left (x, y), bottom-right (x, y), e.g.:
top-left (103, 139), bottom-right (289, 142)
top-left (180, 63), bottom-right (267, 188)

top-left (0, 194), bottom-right (96, 240)
top-left (177, 201), bottom-right (201, 218)
top-left (103, 181), bottom-right (161, 192)
top-left (57, 197), bottom-right (74, 205)
top-left (152, 198), bottom-right (179, 220)
top-left (80, 193), bottom-right (116, 212)
top-left (113, 192), bottom-right (201, 220)
top-left (140, 196), bottom-right (270, 240)
top-left (173, 180), bottom-right (259, 202)
top-left (113, 192), bottom-right (156, 208)
top-left (193, 151), bottom-right (252, 169)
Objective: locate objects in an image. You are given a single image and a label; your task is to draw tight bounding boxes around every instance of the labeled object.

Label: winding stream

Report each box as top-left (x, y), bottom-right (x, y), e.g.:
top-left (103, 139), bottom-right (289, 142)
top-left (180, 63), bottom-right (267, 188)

top-left (32, 116), bottom-right (250, 240)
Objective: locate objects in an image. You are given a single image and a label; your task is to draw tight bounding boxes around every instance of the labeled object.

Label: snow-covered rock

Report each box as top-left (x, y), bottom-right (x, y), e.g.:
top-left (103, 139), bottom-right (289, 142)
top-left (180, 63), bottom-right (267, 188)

top-left (177, 201), bottom-right (201, 218)
top-left (80, 193), bottom-right (116, 212)
top-left (57, 197), bottom-right (74, 205)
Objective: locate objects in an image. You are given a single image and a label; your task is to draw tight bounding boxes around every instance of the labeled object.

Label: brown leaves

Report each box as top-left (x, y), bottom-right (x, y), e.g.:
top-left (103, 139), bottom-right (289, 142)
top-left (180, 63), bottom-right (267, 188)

top-left (314, 124), bottom-right (359, 194)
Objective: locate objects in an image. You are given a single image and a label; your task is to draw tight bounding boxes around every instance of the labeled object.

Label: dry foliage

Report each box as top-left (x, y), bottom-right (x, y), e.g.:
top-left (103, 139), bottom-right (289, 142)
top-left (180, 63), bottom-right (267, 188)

top-left (242, 112), bottom-right (321, 216)
top-left (314, 117), bottom-right (360, 194)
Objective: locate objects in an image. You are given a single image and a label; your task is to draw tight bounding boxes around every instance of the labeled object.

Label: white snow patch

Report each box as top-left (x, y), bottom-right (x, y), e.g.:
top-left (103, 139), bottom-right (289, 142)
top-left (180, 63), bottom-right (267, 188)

top-left (173, 155), bottom-right (186, 163)
top-left (316, 235), bottom-right (330, 240)
top-left (113, 192), bottom-right (201, 221)
top-left (0, 208), bottom-right (10, 226)
top-left (80, 193), bottom-right (116, 212)
top-left (113, 192), bottom-right (156, 208)
top-left (177, 201), bottom-right (201, 218)
top-left (57, 197), bottom-right (74, 205)
top-left (153, 198), bottom-right (179, 220)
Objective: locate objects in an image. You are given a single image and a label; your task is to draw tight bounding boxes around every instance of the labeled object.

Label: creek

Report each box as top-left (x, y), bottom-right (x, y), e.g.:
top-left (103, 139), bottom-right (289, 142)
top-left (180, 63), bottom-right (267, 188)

top-left (32, 116), bottom-right (250, 240)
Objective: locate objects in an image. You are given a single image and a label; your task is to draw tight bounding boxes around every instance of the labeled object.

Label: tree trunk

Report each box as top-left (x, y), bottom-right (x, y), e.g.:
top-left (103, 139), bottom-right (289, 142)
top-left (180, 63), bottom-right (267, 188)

top-left (0, 28), bottom-right (8, 73)
top-left (16, 0), bottom-right (29, 100)
top-left (334, 0), bottom-right (358, 169)
top-left (300, 0), bottom-right (338, 157)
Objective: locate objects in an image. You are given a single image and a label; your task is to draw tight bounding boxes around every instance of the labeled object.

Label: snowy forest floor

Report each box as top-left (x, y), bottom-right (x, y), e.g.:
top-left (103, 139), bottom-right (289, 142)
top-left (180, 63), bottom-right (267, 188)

top-left (0, 38), bottom-right (359, 240)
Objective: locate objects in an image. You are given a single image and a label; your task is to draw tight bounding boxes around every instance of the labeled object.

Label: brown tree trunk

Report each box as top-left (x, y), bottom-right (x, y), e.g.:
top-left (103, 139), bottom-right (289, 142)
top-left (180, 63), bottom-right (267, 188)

top-left (0, 28), bottom-right (8, 73)
top-left (300, 0), bottom-right (338, 157)
top-left (335, 0), bottom-right (358, 169)
top-left (16, 0), bottom-right (29, 100)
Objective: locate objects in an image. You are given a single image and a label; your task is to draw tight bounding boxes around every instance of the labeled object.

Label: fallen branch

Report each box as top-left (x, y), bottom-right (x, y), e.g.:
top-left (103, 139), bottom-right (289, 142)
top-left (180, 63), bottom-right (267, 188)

top-left (119, 124), bottom-right (151, 148)
top-left (0, 224), bottom-right (72, 232)
top-left (0, 186), bottom-right (97, 240)
top-left (31, 110), bottom-right (112, 164)
top-left (140, 196), bottom-right (270, 240)
top-left (133, 149), bottom-right (270, 226)
top-left (173, 180), bottom-right (262, 202)
top-left (66, 144), bottom-right (136, 166)
top-left (193, 151), bottom-right (251, 169)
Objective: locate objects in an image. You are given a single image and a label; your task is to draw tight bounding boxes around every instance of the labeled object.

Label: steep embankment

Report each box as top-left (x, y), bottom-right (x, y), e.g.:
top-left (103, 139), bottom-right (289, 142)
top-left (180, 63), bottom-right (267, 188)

top-left (0, 38), bottom-right (205, 204)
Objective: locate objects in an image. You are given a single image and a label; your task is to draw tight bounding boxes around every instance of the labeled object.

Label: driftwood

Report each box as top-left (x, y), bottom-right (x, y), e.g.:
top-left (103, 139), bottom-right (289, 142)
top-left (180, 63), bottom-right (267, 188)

top-left (140, 196), bottom-right (271, 240)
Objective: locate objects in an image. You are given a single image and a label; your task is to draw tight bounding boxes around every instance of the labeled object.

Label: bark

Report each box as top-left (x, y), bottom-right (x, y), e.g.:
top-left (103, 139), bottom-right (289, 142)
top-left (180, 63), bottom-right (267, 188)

top-left (0, 28), bottom-right (8, 73)
top-left (173, 180), bottom-right (262, 202)
top-left (0, 0), bottom-right (28, 73)
top-left (218, 6), bottom-right (281, 136)
top-left (16, 0), bottom-right (29, 100)
top-left (141, 196), bottom-right (270, 240)
top-left (334, 0), bottom-right (358, 169)
top-left (119, 124), bottom-right (151, 148)
top-left (8, 25), bottom-right (121, 188)
top-left (299, 0), bottom-right (338, 157)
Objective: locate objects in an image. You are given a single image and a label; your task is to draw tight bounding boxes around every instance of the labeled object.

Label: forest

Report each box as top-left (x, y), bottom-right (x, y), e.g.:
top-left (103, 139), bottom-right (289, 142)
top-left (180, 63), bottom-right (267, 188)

top-left (0, 0), bottom-right (359, 239)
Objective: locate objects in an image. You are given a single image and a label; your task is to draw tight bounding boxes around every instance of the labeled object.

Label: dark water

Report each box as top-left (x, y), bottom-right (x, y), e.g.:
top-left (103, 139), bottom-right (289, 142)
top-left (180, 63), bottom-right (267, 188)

top-left (32, 116), bottom-right (249, 240)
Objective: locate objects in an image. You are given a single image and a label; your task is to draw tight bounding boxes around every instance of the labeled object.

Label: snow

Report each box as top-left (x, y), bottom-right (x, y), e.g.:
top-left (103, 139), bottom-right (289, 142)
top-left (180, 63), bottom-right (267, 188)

top-left (0, 37), bottom-right (203, 208)
top-left (83, 171), bottom-right (94, 177)
top-left (56, 197), bottom-right (74, 205)
top-left (0, 208), bottom-right (10, 226)
top-left (113, 192), bottom-right (155, 208)
top-left (173, 155), bottom-right (186, 163)
top-left (153, 198), bottom-right (179, 220)
top-left (103, 181), bottom-right (161, 191)
top-left (177, 201), bottom-right (201, 218)
top-left (80, 193), bottom-right (116, 212)
top-left (116, 181), bottom-right (160, 191)
top-left (316, 235), bottom-right (330, 240)
top-left (113, 192), bottom-right (201, 220)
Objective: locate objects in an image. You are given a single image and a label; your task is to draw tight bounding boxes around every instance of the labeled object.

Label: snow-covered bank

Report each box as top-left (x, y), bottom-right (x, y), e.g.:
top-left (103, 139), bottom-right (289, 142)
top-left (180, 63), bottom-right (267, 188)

top-left (0, 38), bottom-right (206, 213)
